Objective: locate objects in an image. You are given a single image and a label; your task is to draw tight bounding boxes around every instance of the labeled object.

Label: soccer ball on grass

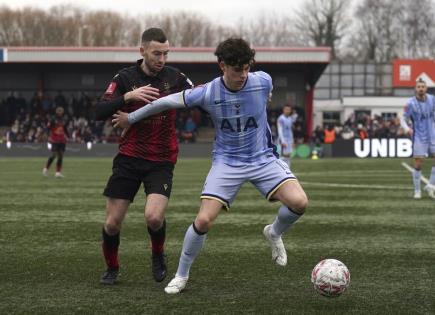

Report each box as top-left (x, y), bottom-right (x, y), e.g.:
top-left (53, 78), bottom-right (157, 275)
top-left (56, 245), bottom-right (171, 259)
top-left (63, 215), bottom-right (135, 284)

top-left (311, 258), bottom-right (350, 297)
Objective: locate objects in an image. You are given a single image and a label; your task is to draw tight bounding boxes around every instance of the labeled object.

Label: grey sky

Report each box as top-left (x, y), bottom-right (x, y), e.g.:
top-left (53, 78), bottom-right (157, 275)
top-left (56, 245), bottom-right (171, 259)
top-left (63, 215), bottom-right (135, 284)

top-left (0, 0), bottom-right (305, 26)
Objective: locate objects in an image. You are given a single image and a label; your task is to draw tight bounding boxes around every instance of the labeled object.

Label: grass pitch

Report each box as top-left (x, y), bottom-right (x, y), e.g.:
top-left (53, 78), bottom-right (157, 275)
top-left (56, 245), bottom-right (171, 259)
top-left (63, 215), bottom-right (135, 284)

top-left (0, 157), bottom-right (434, 314)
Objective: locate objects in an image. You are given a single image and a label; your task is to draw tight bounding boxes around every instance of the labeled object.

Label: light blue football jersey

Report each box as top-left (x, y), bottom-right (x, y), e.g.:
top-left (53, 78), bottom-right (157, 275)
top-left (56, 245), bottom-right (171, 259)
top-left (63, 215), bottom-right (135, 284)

top-left (404, 94), bottom-right (435, 144)
top-left (183, 71), bottom-right (277, 166)
top-left (277, 113), bottom-right (297, 144)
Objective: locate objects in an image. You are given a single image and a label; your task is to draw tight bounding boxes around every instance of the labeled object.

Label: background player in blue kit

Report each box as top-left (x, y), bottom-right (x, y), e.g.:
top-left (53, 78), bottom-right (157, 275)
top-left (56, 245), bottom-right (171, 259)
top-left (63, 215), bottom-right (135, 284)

top-left (277, 104), bottom-right (298, 166)
top-left (400, 78), bottom-right (435, 199)
top-left (113, 38), bottom-right (309, 294)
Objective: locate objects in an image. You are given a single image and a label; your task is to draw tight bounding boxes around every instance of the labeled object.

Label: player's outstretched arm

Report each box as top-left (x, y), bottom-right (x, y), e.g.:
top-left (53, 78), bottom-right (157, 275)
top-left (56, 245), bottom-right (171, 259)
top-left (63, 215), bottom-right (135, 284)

top-left (128, 91), bottom-right (186, 124)
top-left (96, 84), bottom-right (159, 121)
top-left (112, 91), bottom-right (187, 128)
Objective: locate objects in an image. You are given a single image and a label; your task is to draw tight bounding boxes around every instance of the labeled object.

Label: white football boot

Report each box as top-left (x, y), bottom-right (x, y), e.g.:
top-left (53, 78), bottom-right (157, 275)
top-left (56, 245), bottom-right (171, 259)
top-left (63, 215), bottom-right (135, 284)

top-left (414, 190), bottom-right (422, 199)
top-left (55, 172), bottom-right (64, 178)
top-left (164, 276), bottom-right (188, 294)
top-left (263, 224), bottom-right (287, 266)
top-left (424, 185), bottom-right (435, 199)
top-left (42, 168), bottom-right (48, 176)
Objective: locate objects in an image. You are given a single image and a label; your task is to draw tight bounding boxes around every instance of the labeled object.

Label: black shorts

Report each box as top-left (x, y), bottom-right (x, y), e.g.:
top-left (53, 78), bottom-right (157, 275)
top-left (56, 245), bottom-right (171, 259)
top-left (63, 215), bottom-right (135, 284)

top-left (103, 154), bottom-right (175, 202)
top-left (51, 143), bottom-right (66, 153)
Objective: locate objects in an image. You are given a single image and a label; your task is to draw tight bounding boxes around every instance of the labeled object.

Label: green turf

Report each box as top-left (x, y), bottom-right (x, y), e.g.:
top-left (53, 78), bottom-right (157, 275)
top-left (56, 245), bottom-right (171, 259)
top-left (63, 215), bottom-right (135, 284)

top-left (0, 157), bottom-right (434, 314)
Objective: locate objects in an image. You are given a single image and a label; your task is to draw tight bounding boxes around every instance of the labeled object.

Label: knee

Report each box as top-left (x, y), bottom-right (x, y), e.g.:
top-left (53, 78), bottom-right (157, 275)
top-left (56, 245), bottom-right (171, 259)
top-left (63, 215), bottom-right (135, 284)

top-left (194, 215), bottom-right (214, 233)
top-left (288, 194), bottom-right (308, 215)
top-left (145, 212), bottom-right (164, 230)
top-left (104, 220), bottom-right (121, 235)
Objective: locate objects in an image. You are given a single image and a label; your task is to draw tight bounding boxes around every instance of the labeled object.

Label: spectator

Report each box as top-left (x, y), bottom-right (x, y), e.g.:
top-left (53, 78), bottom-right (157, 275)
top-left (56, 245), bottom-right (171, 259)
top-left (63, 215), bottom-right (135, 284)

top-left (324, 125), bottom-right (336, 144)
top-left (180, 115), bottom-right (197, 143)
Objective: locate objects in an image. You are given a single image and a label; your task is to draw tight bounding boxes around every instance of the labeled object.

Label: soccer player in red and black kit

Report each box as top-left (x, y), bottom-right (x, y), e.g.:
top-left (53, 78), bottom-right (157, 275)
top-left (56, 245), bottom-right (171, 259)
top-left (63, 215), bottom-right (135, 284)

top-left (95, 28), bottom-right (193, 285)
top-left (43, 106), bottom-right (69, 178)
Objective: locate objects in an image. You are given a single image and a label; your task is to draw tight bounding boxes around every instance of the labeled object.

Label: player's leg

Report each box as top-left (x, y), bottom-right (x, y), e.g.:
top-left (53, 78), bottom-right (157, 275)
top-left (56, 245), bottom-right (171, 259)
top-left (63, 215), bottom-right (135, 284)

top-left (265, 180), bottom-right (307, 266)
top-left (144, 194), bottom-right (169, 282)
top-left (253, 159), bottom-right (307, 266)
top-left (165, 163), bottom-right (242, 294)
top-left (430, 157), bottom-right (435, 186)
top-left (100, 198), bottom-right (130, 284)
top-left (424, 150), bottom-right (435, 198)
top-left (100, 154), bottom-right (141, 284)
top-left (43, 146), bottom-right (56, 176)
top-left (412, 141), bottom-right (428, 199)
top-left (413, 157), bottom-right (423, 199)
top-left (54, 145), bottom-right (65, 177)
top-left (142, 161), bottom-right (174, 282)
top-left (280, 142), bottom-right (291, 167)
top-left (165, 199), bottom-right (223, 294)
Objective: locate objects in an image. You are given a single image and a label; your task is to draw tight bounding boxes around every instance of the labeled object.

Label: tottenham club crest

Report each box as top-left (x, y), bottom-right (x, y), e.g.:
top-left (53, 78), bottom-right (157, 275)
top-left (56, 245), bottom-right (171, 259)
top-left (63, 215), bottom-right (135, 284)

top-left (235, 103), bottom-right (241, 114)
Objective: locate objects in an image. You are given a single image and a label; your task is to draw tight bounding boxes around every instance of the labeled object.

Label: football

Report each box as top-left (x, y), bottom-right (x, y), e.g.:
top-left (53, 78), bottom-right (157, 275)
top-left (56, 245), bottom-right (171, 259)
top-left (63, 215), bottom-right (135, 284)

top-left (311, 259), bottom-right (350, 297)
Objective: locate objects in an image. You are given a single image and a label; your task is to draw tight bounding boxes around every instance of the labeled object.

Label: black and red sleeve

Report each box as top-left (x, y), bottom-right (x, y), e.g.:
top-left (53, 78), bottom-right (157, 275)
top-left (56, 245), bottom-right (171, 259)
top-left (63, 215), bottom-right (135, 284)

top-left (178, 72), bottom-right (194, 91)
top-left (94, 73), bottom-right (127, 121)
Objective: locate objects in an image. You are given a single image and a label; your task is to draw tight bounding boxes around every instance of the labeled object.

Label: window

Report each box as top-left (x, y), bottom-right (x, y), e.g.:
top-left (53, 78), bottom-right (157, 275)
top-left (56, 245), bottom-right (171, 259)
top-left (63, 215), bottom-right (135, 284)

top-left (323, 111), bottom-right (341, 128)
top-left (381, 112), bottom-right (397, 120)
top-left (355, 110), bottom-right (371, 123)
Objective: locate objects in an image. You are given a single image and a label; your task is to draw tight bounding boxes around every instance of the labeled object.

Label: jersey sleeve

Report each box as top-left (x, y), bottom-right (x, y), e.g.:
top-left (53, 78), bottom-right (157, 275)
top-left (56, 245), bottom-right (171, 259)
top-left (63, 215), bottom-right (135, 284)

top-left (183, 84), bottom-right (208, 109)
top-left (403, 99), bottom-right (413, 119)
top-left (400, 99), bottom-right (413, 133)
top-left (178, 72), bottom-right (194, 90)
top-left (255, 71), bottom-right (273, 93)
top-left (102, 73), bottom-right (126, 100)
top-left (95, 73), bottom-right (127, 120)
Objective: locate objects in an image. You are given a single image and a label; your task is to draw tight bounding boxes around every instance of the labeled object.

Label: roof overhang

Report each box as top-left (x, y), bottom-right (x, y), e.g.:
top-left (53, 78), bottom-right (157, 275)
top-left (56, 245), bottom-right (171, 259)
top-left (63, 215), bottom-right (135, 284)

top-left (0, 46), bottom-right (331, 64)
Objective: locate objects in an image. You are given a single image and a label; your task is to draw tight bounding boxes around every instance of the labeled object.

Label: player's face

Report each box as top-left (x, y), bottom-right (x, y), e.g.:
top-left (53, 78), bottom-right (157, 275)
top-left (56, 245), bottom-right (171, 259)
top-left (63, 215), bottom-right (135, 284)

top-left (140, 40), bottom-right (169, 75)
top-left (283, 106), bottom-right (291, 116)
top-left (56, 107), bottom-right (64, 117)
top-left (415, 82), bottom-right (427, 98)
top-left (220, 62), bottom-right (250, 91)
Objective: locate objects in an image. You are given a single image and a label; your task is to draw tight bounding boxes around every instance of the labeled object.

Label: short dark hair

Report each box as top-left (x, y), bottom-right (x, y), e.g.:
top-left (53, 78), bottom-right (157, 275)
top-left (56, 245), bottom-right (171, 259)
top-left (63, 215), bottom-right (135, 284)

top-left (214, 38), bottom-right (255, 68)
top-left (141, 28), bottom-right (167, 44)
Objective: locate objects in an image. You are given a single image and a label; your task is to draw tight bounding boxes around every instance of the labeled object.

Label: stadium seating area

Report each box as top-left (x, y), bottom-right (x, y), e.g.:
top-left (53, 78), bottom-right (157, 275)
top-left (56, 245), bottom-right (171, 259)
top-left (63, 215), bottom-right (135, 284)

top-left (1, 92), bottom-right (407, 145)
top-left (0, 92), bottom-right (205, 144)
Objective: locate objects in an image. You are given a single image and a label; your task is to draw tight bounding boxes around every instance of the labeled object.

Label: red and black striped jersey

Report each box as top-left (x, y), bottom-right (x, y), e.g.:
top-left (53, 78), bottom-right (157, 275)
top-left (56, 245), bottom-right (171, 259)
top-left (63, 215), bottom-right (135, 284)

top-left (97, 60), bottom-right (193, 164)
top-left (48, 117), bottom-right (68, 144)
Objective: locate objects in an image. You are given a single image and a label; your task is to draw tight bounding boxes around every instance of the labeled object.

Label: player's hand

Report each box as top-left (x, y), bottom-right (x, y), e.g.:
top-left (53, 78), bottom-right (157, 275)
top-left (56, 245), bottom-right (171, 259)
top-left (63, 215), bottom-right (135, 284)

top-left (112, 111), bottom-right (131, 129)
top-left (124, 84), bottom-right (159, 104)
top-left (281, 143), bottom-right (288, 148)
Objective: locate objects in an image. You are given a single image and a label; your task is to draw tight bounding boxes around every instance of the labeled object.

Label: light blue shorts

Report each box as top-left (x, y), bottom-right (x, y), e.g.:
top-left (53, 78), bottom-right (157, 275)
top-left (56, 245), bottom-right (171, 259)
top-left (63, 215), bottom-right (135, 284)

top-left (201, 159), bottom-right (297, 209)
top-left (413, 141), bottom-right (435, 157)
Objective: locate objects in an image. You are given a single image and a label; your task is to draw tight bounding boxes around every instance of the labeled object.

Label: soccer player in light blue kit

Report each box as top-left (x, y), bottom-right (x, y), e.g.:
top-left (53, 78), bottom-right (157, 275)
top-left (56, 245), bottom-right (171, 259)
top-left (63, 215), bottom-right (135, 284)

top-left (112, 38), bottom-right (308, 294)
top-left (277, 104), bottom-right (298, 166)
top-left (400, 78), bottom-right (435, 199)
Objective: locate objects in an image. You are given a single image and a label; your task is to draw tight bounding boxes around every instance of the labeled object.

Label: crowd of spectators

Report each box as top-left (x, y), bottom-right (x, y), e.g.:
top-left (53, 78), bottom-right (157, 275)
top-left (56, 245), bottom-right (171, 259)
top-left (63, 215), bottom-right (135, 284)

top-left (0, 91), bottom-right (204, 144)
top-left (312, 112), bottom-right (408, 146)
top-left (1, 92), bottom-right (410, 146)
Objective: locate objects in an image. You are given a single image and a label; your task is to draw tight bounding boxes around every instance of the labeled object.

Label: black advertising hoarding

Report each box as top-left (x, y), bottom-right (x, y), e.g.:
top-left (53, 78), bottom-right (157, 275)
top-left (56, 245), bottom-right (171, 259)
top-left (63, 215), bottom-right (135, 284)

top-left (331, 139), bottom-right (413, 158)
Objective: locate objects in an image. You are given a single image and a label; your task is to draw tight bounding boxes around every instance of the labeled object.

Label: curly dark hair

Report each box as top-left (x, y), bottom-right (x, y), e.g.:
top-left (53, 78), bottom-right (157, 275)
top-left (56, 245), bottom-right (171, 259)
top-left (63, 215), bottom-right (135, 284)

top-left (214, 38), bottom-right (255, 68)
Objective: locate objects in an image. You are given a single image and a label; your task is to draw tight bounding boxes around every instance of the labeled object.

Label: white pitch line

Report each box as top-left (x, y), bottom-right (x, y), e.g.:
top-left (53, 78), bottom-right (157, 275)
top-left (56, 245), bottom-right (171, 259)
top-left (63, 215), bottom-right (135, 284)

top-left (300, 181), bottom-right (409, 190)
top-left (400, 162), bottom-right (430, 185)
